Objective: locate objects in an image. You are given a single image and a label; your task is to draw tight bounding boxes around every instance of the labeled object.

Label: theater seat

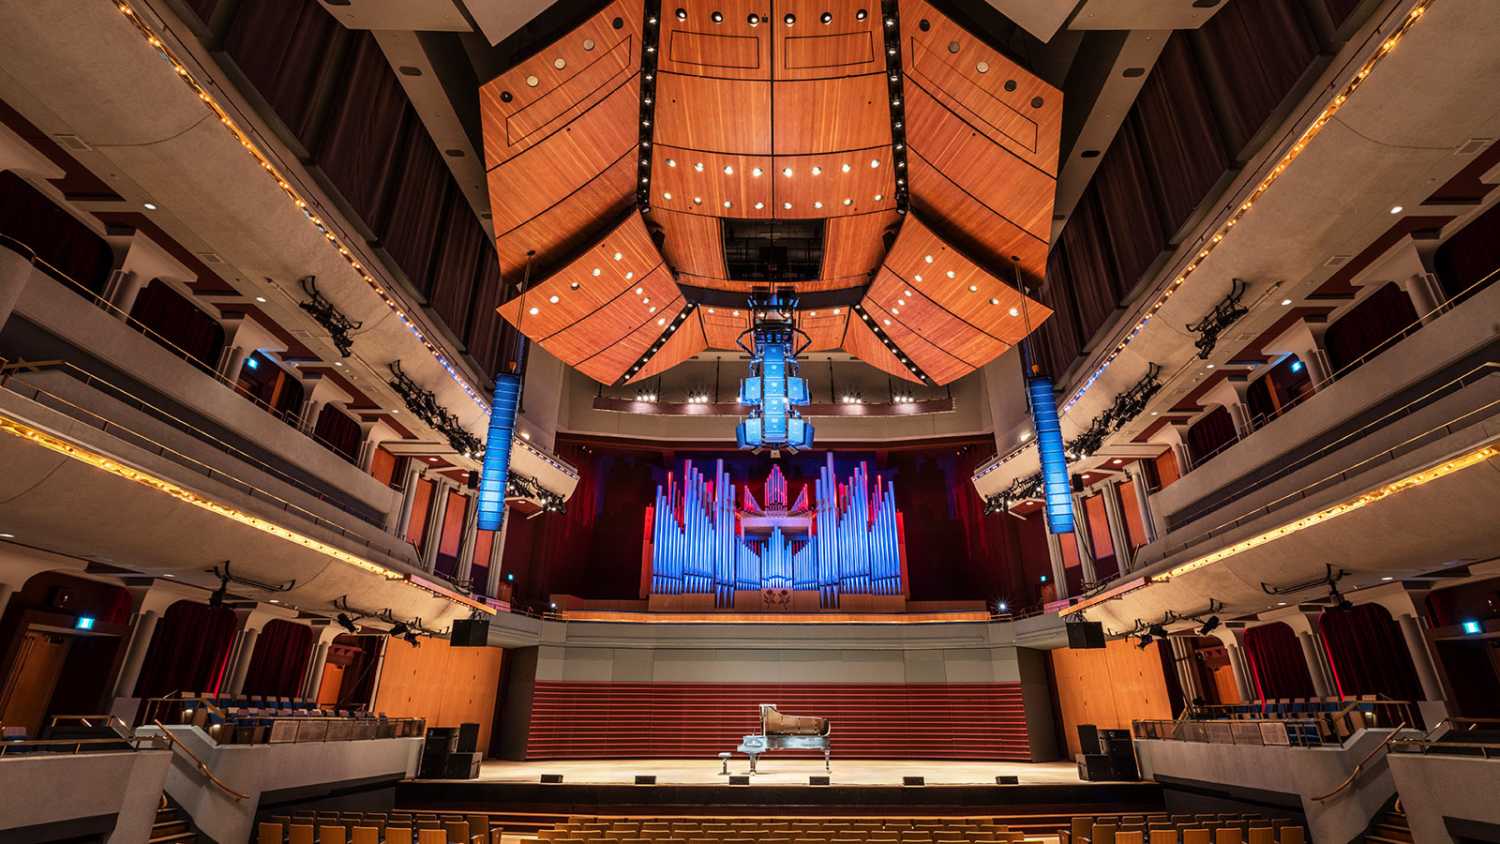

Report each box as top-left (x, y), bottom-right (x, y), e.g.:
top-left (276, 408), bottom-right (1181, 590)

top-left (258, 822), bottom-right (283, 844)
top-left (1149, 831), bottom-right (1178, 844)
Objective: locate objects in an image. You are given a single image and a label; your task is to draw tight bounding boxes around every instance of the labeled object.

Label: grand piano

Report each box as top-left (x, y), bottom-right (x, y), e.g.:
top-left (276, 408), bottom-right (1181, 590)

top-left (737, 704), bottom-right (830, 773)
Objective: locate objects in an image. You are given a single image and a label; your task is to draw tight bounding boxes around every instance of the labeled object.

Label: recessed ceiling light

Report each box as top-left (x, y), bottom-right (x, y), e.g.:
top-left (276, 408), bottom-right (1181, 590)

top-left (625, 271), bottom-right (634, 280)
top-left (549, 295), bottom-right (560, 303)
top-left (813, 201), bottom-right (823, 209)
top-left (1281, 298), bottom-right (1293, 306)
top-left (1150, 411), bottom-right (1158, 416)
top-left (521, 431), bottom-right (531, 441)
top-left (657, 318), bottom-right (667, 326)
top-left (947, 270), bottom-right (957, 279)
top-left (874, 194), bottom-right (883, 201)
top-left (613, 251), bottom-right (623, 260)
top-left (666, 158), bottom-right (677, 167)
top-left (143, 202), bottom-right (158, 210)
top-left (662, 191), bottom-right (673, 200)
top-left (751, 167), bottom-right (763, 177)
top-left (924, 255), bottom-right (933, 263)
top-left (1008, 307), bottom-right (1020, 317)
top-left (693, 196), bottom-right (702, 204)
top-left (570, 282), bottom-right (581, 289)
top-left (592, 267), bottom-right (601, 276)
top-left (255, 296), bottom-right (267, 303)
top-left (649, 306), bottom-right (657, 313)
top-left (732, 310), bottom-right (740, 316)
top-left (636, 287), bottom-right (644, 295)
top-left (529, 306), bottom-right (540, 315)
top-left (891, 308), bottom-right (899, 315)
top-left (1112, 459), bottom-right (1123, 465)
top-left (723, 200), bottom-right (732, 208)
top-left (333, 361), bottom-right (342, 366)
top-left (989, 298), bottom-right (1000, 305)
top-left (784, 201), bottom-right (793, 209)
top-left (870, 159), bottom-right (880, 168)
top-left (269, 598), bottom-right (280, 604)
top-left (811, 166), bottom-right (823, 176)
top-left (897, 299), bottom-right (906, 306)
top-left (428, 457), bottom-right (439, 463)
top-left (903, 289), bottom-right (912, 296)
top-left (1381, 576), bottom-right (1394, 581)
top-left (708, 308), bottom-right (716, 314)
top-left (754, 201), bottom-right (765, 209)
top-left (914, 274), bottom-right (923, 282)
top-left (841, 198), bottom-right (852, 206)
top-left (783, 167), bottom-right (794, 177)
top-left (968, 284), bottom-right (978, 292)
top-left (840, 163), bottom-right (851, 173)
top-left (833, 308), bottom-right (841, 314)
top-left (1206, 363), bottom-right (1215, 369)
top-left (723, 164), bottom-right (734, 175)
top-left (642, 297), bottom-right (651, 304)
top-left (694, 161), bottom-right (704, 172)
top-left (883, 319), bottom-right (891, 325)
top-left (1390, 205), bottom-right (1403, 214)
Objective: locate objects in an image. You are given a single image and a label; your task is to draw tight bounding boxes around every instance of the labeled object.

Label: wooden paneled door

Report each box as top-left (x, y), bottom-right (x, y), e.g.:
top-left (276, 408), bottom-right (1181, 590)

top-left (0, 631), bottom-right (72, 735)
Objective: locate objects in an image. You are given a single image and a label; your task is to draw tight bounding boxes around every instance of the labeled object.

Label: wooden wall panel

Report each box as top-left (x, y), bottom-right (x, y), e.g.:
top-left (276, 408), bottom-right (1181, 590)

top-left (700, 306), bottom-right (753, 349)
top-left (899, 0), bottom-right (1061, 175)
top-left (478, 0), bottom-right (644, 167)
top-left (858, 298), bottom-right (972, 384)
top-left (904, 86), bottom-right (1055, 241)
top-left (374, 637), bottom-right (504, 751)
top-left (542, 266), bottom-right (678, 363)
top-left (496, 153), bottom-right (636, 285)
top-left (795, 308), bottom-right (850, 351)
top-left (866, 269), bottom-right (1004, 368)
top-left (657, 0), bottom-right (771, 80)
top-left (1050, 637), bottom-right (1173, 758)
top-left (486, 78), bottom-right (641, 235)
top-left (770, 149), bottom-right (896, 217)
top-left (654, 74), bottom-right (772, 153)
top-left (577, 295), bottom-right (687, 383)
top-left (498, 215), bottom-right (662, 337)
top-left (526, 681), bottom-right (1030, 760)
top-left (907, 154), bottom-right (1047, 283)
top-left (652, 208), bottom-right (726, 277)
top-left (651, 147), bottom-right (775, 218)
top-left (844, 310), bottom-right (921, 382)
top-left (774, 74), bottom-right (892, 154)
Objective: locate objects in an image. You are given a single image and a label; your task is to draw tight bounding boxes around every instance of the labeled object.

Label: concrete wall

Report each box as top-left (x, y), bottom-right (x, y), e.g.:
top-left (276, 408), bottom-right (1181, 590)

top-left (0, 749), bottom-right (171, 843)
top-left (1389, 753), bottom-right (1500, 844)
top-left (142, 725), bottom-right (420, 844)
top-left (1136, 729), bottom-right (1404, 843)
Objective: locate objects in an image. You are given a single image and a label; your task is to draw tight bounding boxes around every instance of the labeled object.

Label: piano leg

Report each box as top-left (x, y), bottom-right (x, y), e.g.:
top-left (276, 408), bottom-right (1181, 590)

top-left (747, 753), bottom-right (758, 775)
top-left (824, 745), bottom-right (831, 773)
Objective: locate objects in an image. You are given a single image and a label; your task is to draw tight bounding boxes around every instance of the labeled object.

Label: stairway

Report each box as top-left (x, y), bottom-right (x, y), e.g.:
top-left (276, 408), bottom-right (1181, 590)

top-left (148, 795), bottom-right (202, 844)
top-left (1361, 797), bottom-right (1413, 844)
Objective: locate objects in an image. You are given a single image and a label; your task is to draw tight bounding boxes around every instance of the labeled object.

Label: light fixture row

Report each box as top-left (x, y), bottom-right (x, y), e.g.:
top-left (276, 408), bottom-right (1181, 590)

top-left (852, 303), bottom-right (928, 383)
top-left (622, 301), bottom-right (699, 383)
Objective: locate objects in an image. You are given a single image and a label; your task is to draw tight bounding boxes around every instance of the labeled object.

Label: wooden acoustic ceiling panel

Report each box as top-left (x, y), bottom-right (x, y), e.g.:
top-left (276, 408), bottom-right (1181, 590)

top-left (480, 0), bottom-right (644, 284)
top-left (629, 307), bottom-right (708, 382)
top-left (844, 309), bottom-right (921, 383)
top-left (794, 307), bottom-right (851, 351)
top-left (848, 214), bottom-right (1050, 384)
top-left (498, 214), bottom-right (680, 385)
top-left (898, 0), bottom-right (1059, 290)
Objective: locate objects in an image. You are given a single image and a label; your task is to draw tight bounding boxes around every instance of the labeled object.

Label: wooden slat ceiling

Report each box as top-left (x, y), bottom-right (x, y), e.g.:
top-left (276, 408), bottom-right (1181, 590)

top-left (478, 0), bottom-right (1061, 385)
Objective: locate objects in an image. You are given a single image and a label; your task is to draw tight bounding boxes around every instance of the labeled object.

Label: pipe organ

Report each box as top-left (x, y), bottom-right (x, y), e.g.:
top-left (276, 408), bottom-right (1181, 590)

top-left (648, 455), bottom-right (906, 610)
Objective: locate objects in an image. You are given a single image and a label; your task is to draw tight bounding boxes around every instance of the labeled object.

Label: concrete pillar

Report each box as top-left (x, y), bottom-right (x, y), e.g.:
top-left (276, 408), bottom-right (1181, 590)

top-left (0, 244), bottom-right (34, 335)
top-left (1170, 637), bottom-right (1203, 709)
top-left (1225, 642), bottom-right (1254, 702)
top-left (226, 627), bottom-right (259, 695)
top-left (1296, 631), bottom-right (1332, 697)
top-left (301, 399), bottom-right (325, 435)
top-left (355, 420), bottom-right (379, 472)
top-left (107, 269), bottom-right (145, 317)
top-left (1159, 422), bottom-right (1193, 475)
top-left (1070, 493), bottom-right (1099, 587)
top-left (1122, 462), bottom-right (1158, 544)
top-left (421, 479), bottom-right (452, 571)
top-left (1396, 612), bottom-right (1445, 703)
top-left (1099, 479), bottom-right (1134, 573)
top-left (1267, 318), bottom-right (1332, 388)
top-left (395, 464), bottom-right (425, 538)
top-left (111, 609), bottom-right (160, 699)
top-left (456, 494), bottom-right (480, 587)
top-left (1399, 273), bottom-right (1443, 324)
top-left (221, 345), bottom-right (248, 384)
top-left (1044, 528), bottom-right (1068, 600)
top-left (486, 515), bottom-right (509, 598)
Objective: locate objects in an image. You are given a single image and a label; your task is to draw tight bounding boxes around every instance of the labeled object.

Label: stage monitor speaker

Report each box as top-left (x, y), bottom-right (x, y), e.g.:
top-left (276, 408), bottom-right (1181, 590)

top-left (1066, 622), bottom-right (1107, 649)
top-left (1101, 729), bottom-right (1139, 780)
top-left (450, 619), bottom-right (490, 647)
top-left (995, 775), bottom-right (1019, 785)
top-left (903, 776), bottom-right (925, 786)
top-left (635, 775), bottom-right (656, 785)
top-left (1077, 753), bottom-right (1114, 782)
top-left (540, 774), bottom-right (563, 784)
top-left (456, 722), bottom-right (480, 754)
top-left (729, 775), bottom-right (751, 785)
top-left (444, 751), bottom-right (481, 779)
top-left (1077, 724), bottom-right (1102, 755)
top-left (810, 776), bottom-right (830, 786)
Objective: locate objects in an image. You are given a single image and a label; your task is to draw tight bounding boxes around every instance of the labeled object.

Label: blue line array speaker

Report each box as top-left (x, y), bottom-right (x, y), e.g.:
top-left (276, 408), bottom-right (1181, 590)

top-left (477, 372), bottom-right (521, 532)
top-left (1027, 376), bottom-right (1074, 534)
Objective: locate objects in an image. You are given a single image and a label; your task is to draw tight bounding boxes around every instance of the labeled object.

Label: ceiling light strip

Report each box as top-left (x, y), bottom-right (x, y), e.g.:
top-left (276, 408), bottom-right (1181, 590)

top-left (109, 1), bottom-right (488, 413)
top-left (0, 413), bottom-right (416, 583)
top-left (635, 0), bottom-right (662, 212)
top-left (852, 303), bottom-right (930, 383)
top-left (1157, 444), bottom-right (1495, 582)
top-left (880, 0), bottom-right (910, 216)
top-left (621, 302), bottom-right (698, 384)
top-left (1058, 0), bottom-right (1437, 416)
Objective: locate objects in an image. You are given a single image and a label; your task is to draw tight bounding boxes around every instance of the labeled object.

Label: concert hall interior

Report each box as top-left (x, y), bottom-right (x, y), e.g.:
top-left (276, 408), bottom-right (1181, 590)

top-left (3, 0), bottom-right (1500, 842)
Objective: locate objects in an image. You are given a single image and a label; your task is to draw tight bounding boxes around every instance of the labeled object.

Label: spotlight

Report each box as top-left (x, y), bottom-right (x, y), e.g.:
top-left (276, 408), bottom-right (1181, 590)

top-left (336, 613), bottom-right (358, 634)
top-left (388, 621), bottom-right (410, 638)
top-left (209, 581), bottom-right (227, 609)
top-left (1135, 633), bottom-right (1153, 650)
top-left (403, 631), bottom-right (420, 647)
top-left (1198, 615), bottom-right (1221, 636)
top-left (996, 600), bottom-right (1008, 613)
top-left (1148, 623), bottom-right (1168, 639)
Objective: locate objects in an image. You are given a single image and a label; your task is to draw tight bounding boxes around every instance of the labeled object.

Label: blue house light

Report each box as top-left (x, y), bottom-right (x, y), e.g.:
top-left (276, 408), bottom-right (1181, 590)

top-left (1028, 376), bottom-right (1074, 534)
top-left (1462, 619), bottom-right (1482, 635)
top-left (75, 615), bottom-right (95, 631)
top-left (1289, 359), bottom-right (1304, 374)
top-left (476, 373), bottom-right (521, 531)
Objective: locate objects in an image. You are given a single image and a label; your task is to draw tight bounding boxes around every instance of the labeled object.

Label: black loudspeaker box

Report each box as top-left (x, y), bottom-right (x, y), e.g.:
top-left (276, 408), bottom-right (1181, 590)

top-left (540, 773), bottom-right (564, 784)
top-left (995, 775), bottom-right (1020, 785)
top-left (809, 776), bottom-right (830, 786)
top-left (456, 722), bottom-right (480, 754)
top-left (1077, 723), bottom-right (1101, 754)
top-left (729, 775), bottom-right (751, 785)
top-left (450, 618), bottom-right (490, 647)
top-left (1077, 753), bottom-right (1114, 781)
top-left (1071, 474), bottom-right (1086, 493)
top-left (466, 470), bottom-right (479, 490)
top-left (903, 776), bottom-right (925, 786)
top-left (635, 775), bottom-right (657, 785)
top-left (1066, 621), bottom-right (1107, 649)
top-left (424, 727), bottom-right (458, 752)
top-left (1101, 729), bottom-right (1139, 780)
top-left (444, 751), bottom-right (481, 779)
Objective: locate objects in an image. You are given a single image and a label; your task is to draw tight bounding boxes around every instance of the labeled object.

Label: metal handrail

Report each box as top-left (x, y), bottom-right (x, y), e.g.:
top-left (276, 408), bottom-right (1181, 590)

top-left (1, 358), bottom-right (382, 527)
top-left (1310, 722), bottom-right (1408, 803)
top-left (151, 721), bottom-right (249, 801)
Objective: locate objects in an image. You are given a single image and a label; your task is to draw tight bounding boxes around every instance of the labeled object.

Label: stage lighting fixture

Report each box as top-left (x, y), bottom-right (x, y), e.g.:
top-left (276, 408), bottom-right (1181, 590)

top-left (403, 631), bottom-right (419, 646)
top-left (1148, 623), bottom-right (1168, 639)
top-left (336, 612), bottom-right (358, 634)
top-left (388, 621), bottom-right (410, 638)
top-left (208, 581), bottom-right (227, 609)
top-left (1198, 615), bottom-right (1221, 635)
top-left (1328, 588), bottom-right (1354, 612)
top-left (1135, 633), bottom-right (1152, 649)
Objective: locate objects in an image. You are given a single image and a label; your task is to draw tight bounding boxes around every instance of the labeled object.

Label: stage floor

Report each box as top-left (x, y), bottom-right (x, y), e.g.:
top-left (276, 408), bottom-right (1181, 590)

top-left (476, 759), bottom-right (1086, 787)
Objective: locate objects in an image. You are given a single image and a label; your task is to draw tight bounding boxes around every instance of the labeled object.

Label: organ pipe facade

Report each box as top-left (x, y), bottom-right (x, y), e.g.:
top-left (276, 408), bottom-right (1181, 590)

top-left (649, 454), bottom-right (905, 608)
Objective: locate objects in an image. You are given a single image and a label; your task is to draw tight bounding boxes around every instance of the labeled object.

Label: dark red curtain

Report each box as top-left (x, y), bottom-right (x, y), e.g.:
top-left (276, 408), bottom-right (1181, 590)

top-left (1187, 405), bottom-right (1237, 465)
top-left (1244, 622), bottom-right (1314, 700)
top-left (333, 634), bottom-right (383, 708)
top-left (465, 244), bottom-right (517, 376)
top-left (133, 601), bottom-right (240, 699)
top-left (1322, 0), bottom-right (1365, 28)
top-left (1058, 190), bottom-right (1123, 342)
top-left (314, 33), bottom-right (410, 229)
top-left (129, 279), bottom-right (226, 368)
top-left (1434, 200), bottom-right (1500, 303)
top-left (1032, 243), bottom-right (1086, 378)
top-left (427, 191), bottom-right (485, 330)
top-left (1092, 117), bottom-right (1168, 297)
top-left (1193, 0), bottom-right (1318, 156)
top-left (0, 171), bottom-right (114, 296)
top-left (1323, 282), bottom-right (1419, 373)
top-left (222, 0), bottom-right (351, 143)
top-left (242, 619), bottom-right (314, 698)
top-left (1319, 604), bottom-right (1422, 701)
top-left (312, 404), bottom-right (361, 463)
top-left (1133, 35), bottom-right (1230, 235)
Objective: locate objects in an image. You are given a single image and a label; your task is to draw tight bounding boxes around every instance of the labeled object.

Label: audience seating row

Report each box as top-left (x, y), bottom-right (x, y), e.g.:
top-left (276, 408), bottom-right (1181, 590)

top-left (535, 815), bottom-right (1054, 843)
top-left (1057, 813), bottom-right (1304, 844)
top-left (258, 811), bottom-right (497, 844)
top-left (152, 692), bottom-right (423, 745)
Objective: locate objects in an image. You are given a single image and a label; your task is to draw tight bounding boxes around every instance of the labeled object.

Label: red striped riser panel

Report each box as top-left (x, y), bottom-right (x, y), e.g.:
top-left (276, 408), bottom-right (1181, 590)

top-left (526, 682), bottom-right (1032, 761)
